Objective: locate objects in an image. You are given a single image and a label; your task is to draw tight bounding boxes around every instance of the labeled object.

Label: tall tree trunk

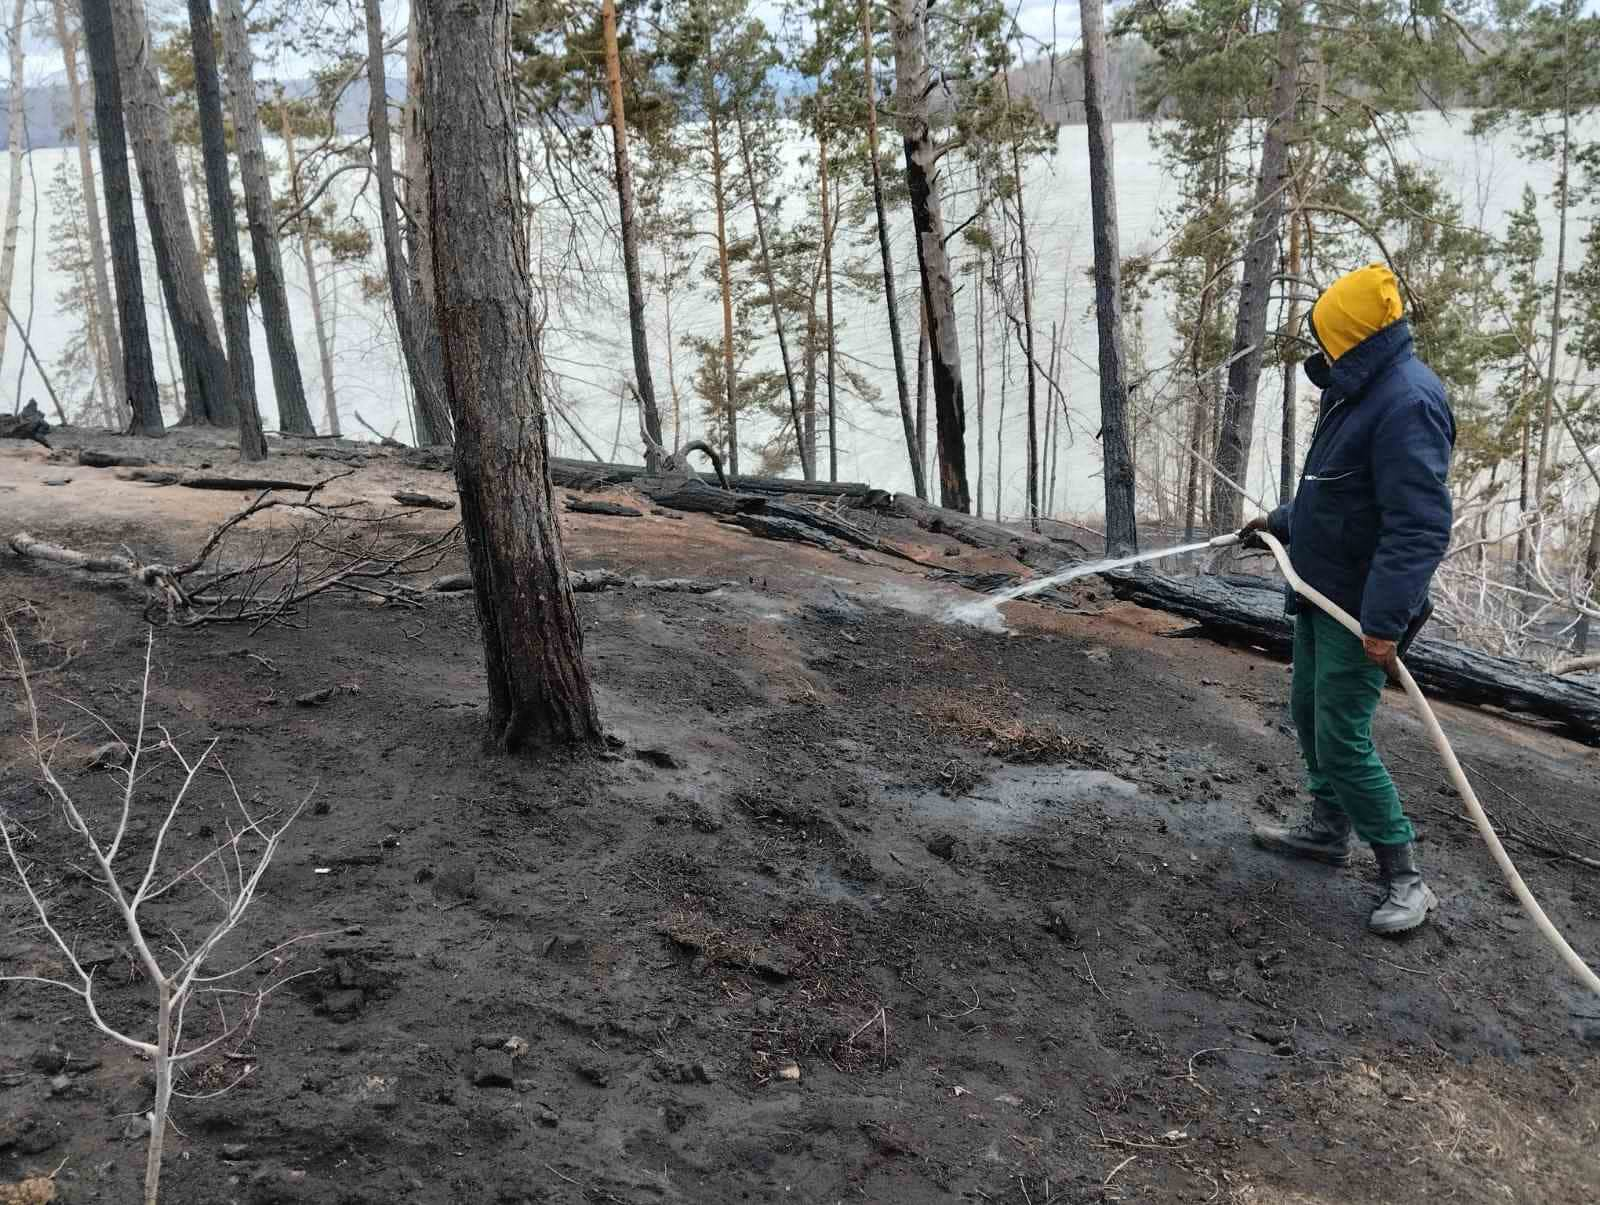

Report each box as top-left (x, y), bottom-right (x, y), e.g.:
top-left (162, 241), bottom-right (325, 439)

top-left (54, 0), bottom-right (126, 426)
top-left (706, 102), bottom-right (739, 475)
top-left (0, 0), bottom-right (24, 377)
top-left (280, 111), bottom-right (340, 436)
top-left (418, 0), bottom-right (600, 749)
top-left (1006, 146), bottom-right (1039, 532)
top-left (1210, 0), bottom-right (1300, 533)
top-left (1575, 502), bottom-right (1600, 654)
top-left (1279, 211), bottom-right (1303, 504)
top-left (818, 129), bottom-right (838, 483)
top-left (892, 0), bottom-right (970, 512)
top-left (403, 0), bottom-right (431, 310)
top-left (602, 0), bottom-right (663, 469)
top-left (1080, 0), bottom-right (1137, 551)
top-left (1533, 97), bottom-right (1572, 528)
top-left (995, 322), bottom-right (1007, 521)
top-left (185, 0), bottom-right (266, 460)
top-left (365, 0), bottom-right (451, 445)
top-left (1045, 321), bottom-right (1060, 518)
top-left (110, 0), bottom-right (233, 426)
top-left (915, 293), bottom-right (929, 483)
top-left (1517, 394), bottom-right (1532, 589)
top-left (975, 262), bottom-right (986, 519)
top-left (662, 248), bottom-right (682, 452)
top-left (219, 0), bottom-right (313, 434)
top-left (733, 100), bottom-right (809, 478)
top-left (80, 0), bottom-right (161, 436)
top-left (859, 0), bottom-right (923, 500)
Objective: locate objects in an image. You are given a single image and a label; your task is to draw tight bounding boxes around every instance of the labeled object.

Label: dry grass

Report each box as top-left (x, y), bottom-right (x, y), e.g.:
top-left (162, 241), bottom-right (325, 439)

top-left (916, 686), bottom-right (1114, 767)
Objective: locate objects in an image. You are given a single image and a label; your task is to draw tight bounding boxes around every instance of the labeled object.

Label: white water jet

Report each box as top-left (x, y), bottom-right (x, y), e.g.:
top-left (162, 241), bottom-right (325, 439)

top-left (947, 539), bottom-right (1218, 627)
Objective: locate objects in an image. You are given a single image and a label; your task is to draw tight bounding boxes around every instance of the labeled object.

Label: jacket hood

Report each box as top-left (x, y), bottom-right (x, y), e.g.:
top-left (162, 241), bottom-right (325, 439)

top-left (1311, 264), bottom-right (1405, 361)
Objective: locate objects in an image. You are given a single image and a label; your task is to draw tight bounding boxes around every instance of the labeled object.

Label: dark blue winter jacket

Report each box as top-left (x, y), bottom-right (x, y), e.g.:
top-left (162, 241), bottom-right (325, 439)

top-left (1266, 320), bottom-right (1455, 641)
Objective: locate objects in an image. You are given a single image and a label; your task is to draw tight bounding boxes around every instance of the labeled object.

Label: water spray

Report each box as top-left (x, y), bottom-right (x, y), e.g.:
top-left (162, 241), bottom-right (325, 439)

top-left (957, 528), bottom-right (1600, 997)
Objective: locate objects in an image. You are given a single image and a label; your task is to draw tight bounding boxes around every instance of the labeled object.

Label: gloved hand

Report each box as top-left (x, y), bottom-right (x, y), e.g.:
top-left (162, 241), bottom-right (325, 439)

top-left (1237, 515), bottom-right (1270, 550)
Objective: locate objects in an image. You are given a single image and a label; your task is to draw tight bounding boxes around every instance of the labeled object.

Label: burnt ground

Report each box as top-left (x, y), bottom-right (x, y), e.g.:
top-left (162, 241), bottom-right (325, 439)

top-left (2, 430), bottom-right (1598, 1205)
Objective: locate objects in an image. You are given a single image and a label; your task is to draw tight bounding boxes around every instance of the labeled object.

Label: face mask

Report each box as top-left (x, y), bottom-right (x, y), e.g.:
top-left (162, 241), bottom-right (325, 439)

top-left (1303, 353), bottom-right (1332, 389)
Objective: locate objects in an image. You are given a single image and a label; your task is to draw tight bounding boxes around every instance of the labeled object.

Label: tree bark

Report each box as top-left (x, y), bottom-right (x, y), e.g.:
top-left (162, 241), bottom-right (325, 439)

top-left (602, 0), bottom-right (663, 471)
top-left (1532, 96), bottom-right (1571, 535)
top-left (1279, 211), bottom-right (1302, 504)
top-left (1211, 0), bottom-right (1300, 533)
top-left (403, 0), bottom-right (432, 313)
top-left (218, 0), bottom-right (314, 434)
top-left (1575, 503), bottom-right (1600, 654)
top-left (109, 0), bottom-right (233, 426)
top-left (974, 262), bottom-right (986, 519)
top-left (1080, 0), bottom-right (1137, 552)
top-left (915, 292), bottom-right (929, 484)
top-left (818, 126), bottom-right (838, 483)
top-left (859, 0), bottom-right (923, 501)
top-left (365, 0), bottom-right (451, 446)
top-left (185, 0), bottom-right (267, 461)
top-left (80, 0), bottom-right (162, 436)
top-left (1005, 125), bottom-right (1039, 532)
top-left (418, 0), bottom-right (601, 749)
top-left (0, 0), bottom-right (24, 378)
top-left (279, 110), bottom-right (340, 436)
top-left (54, 0), bottom-right (126, 425)
top-left (706, 101), bottom-right (739, 475)
top-left (733, 99), bottom-right (810, 478)
top-left (891, 0), bottom-right (969, 513)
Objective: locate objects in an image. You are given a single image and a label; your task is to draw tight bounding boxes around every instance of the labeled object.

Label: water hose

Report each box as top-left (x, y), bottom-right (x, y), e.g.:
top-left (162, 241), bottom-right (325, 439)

top-left (1208, 529), bottom-right (1600, 997)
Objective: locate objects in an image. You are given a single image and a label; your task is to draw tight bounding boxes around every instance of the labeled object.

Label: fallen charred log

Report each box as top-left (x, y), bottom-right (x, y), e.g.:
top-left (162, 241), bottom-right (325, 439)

top-left (565, 498), bottom-right (643, 518)
top-left (546, 455), bottom-right (870, 499)
top-left (1, 401), bottom-right (50, 448)
top-left (1104, 570), bottom-right (1600, 741)
top-left (890, 494), bottom-right (1089, 569)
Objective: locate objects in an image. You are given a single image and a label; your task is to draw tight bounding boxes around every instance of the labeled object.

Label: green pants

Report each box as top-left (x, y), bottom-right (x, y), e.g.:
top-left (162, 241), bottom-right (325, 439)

top-left (1290, 611), bottom-right (1414, 846)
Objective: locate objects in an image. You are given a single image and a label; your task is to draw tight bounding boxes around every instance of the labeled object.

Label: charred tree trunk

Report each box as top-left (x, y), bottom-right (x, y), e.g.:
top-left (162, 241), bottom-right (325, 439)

top-left (974, 262), bottom-right (986, 519)
top-left (80, 0), bottom-right (161, 436)
top-left (1576, 503), bottom-right (1600, 654)
top-left (185, 0), bottom-right (266, 460)
top-left (706, 100), bottom-right (739, 475)
top-left (818, 127), bottom-right (838, 483)
top-left (219, 0), bottom-right (314, 434)
top-left (891, 0), bottom-right (969, 513)
top-left (418, 0), bottom-right (601, 749)
top-left (733, 100), bottom-right (810, 479)
top-left (110, 0), bottom-right (233, 427)
top-left (365, 0), bottom-right (451, 446)
top-left (0, 0), bottom-right (24, 375)
top-left (1006, 143), bottom-right (1039, 532)
top-left (859, 0), bottom-right (923, 500)
top-left (1279, 211), bottom-right (1303, 504)
top-left (602, 0), bottom-right (663, 470)
top-left (54, 0), bottom-right (126, 424)
top-left (915, 293), bottom-right (929, 484)
top-left (1080, 0), bottom-right (1137, 552)
top-left (1211, 0), bottom-right (1299, 533)
top-left (280, 111), bottom-right (341, 436)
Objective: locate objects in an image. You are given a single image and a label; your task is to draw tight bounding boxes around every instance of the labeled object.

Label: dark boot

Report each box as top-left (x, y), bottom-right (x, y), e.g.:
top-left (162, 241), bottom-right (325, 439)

top-left (1252, 797), bottom-right (1353, 866)
top-left (1369, 842), bottom-right (1437, 935)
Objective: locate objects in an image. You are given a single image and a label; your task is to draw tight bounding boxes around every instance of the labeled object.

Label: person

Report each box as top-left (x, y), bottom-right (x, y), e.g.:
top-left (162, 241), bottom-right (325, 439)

top-left (1240, 263), bottom-right (1455, 936)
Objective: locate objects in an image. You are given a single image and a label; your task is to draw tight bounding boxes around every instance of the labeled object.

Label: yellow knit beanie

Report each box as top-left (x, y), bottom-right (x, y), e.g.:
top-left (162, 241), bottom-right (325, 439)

top-left (1310, 264), bottom-right (1405, 361)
